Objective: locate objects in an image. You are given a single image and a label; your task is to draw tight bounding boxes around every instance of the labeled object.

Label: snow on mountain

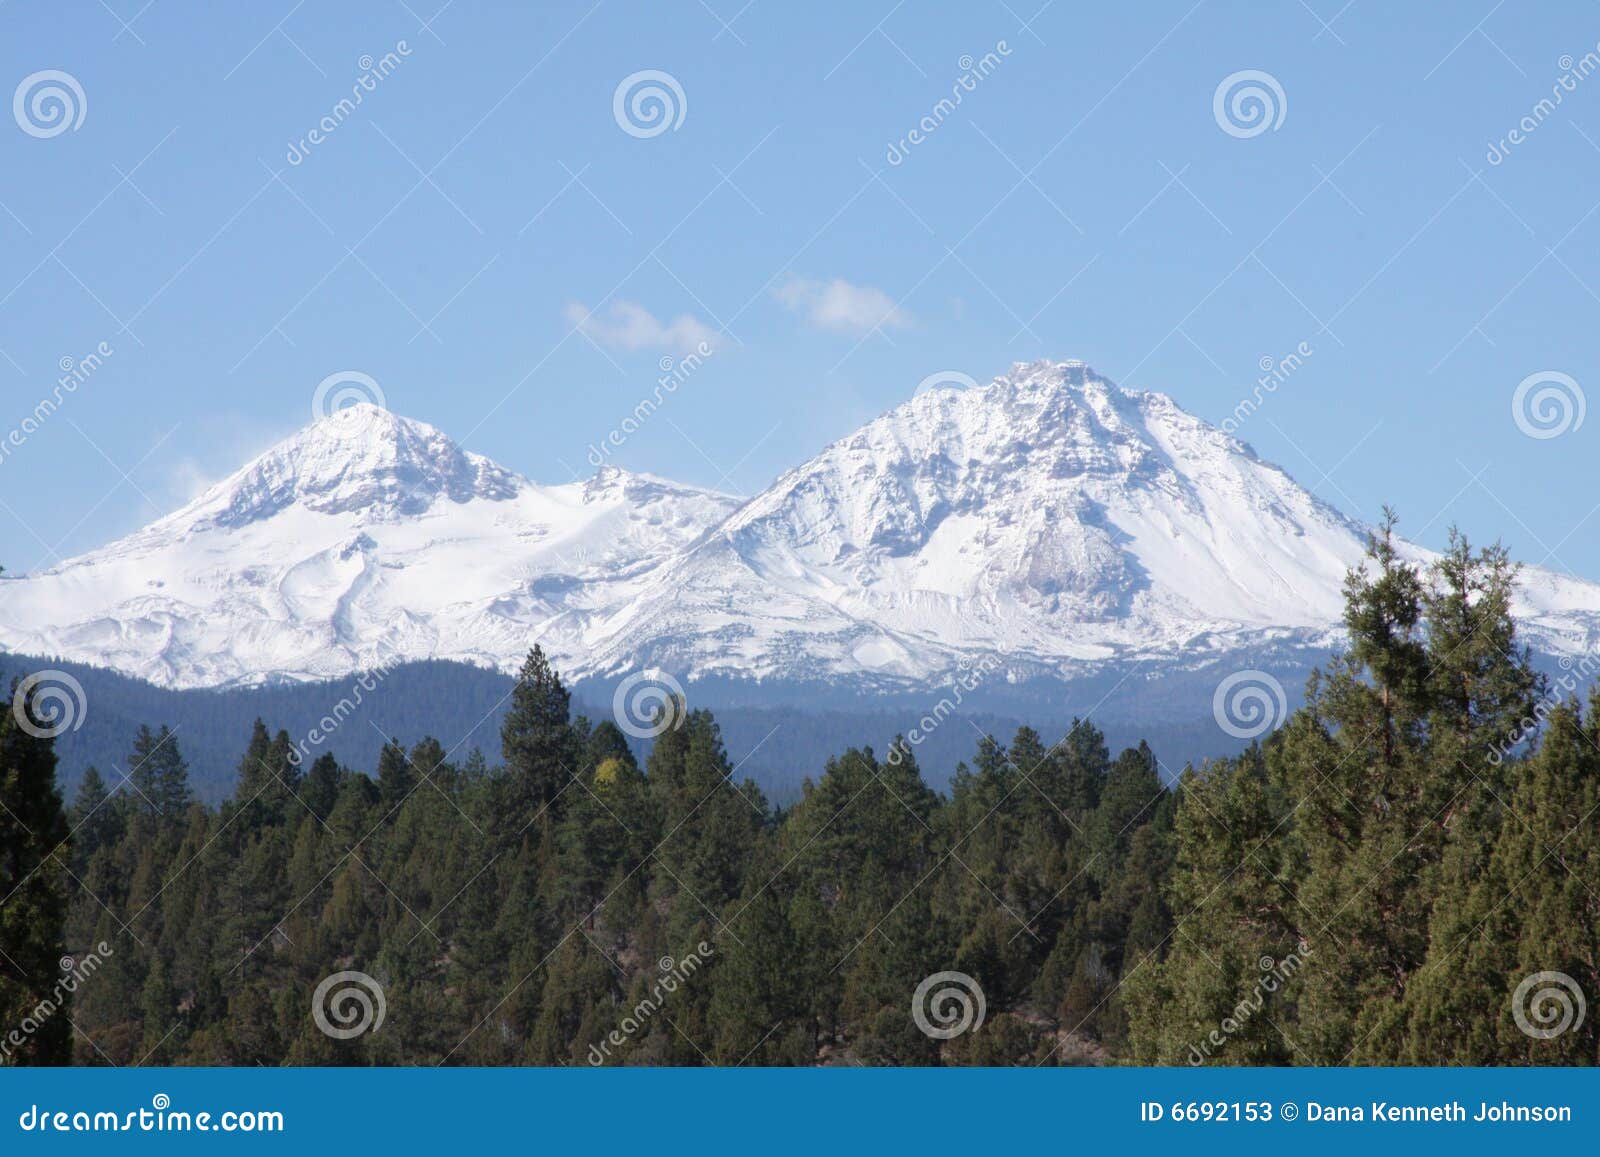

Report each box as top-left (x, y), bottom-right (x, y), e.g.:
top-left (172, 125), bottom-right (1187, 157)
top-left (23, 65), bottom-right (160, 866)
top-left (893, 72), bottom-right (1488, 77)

top-left (2, 366), bottom-right (1598, 691)
top-left (0, 404), bottom-right (738, 687)
top-left (584, 359), bottom-right (1600, 683)
top-left (579, 360), bottom-right (1365, 682)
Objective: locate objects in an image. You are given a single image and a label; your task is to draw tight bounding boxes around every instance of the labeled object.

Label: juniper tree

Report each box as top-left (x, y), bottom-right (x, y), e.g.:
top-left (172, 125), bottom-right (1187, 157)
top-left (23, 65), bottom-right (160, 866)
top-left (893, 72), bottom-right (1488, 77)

top-left (1394, 697), bottom-right (1600, 1064)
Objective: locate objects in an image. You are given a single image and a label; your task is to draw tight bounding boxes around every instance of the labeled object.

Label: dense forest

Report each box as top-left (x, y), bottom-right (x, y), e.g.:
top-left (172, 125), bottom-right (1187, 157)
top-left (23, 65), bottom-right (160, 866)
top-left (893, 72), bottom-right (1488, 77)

top-left (1, 519), bottom-right (1597, 1065)
top-left (31, 649), bottom-right (1244, 807)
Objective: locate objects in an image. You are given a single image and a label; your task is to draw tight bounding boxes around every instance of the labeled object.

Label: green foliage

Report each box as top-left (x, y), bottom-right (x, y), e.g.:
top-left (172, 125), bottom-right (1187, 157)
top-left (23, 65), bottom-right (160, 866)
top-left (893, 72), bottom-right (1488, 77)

top-left (1127, 519), bottom-right (1597, 1067)
top-left (6, 507), bottom-right (1595, 1071)
top-left (10, 643), bottom-right (1177, 1066)
top-left (0, 679), bottom-right (73, 1065)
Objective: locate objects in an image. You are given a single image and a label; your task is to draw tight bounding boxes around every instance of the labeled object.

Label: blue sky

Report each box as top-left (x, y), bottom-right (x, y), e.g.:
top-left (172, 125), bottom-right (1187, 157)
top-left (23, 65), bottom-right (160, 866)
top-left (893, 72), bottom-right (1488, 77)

top-left (3, 1), bottom-right (1600, 581)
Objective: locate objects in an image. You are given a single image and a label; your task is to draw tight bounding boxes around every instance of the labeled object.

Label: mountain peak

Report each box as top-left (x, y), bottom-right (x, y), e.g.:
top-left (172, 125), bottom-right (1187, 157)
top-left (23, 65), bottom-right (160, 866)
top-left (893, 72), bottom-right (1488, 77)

top-left (987, 358), bottom-right (1151, 408)
top-left (308, 399), bottom-right (412, 438)
top-left (186, 404), bottom-right (524, 529)
top-left (871, 357), bottom-right (1165, 470)
top-left (5, 360), bottom-right (1596, 693)
top-left (1003, 357), bottom-right (1103, 386)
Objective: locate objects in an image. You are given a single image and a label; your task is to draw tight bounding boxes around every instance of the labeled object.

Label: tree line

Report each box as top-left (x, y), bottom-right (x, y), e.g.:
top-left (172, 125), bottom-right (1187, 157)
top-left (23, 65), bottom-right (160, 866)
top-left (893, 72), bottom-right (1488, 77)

top-left (0, 518), bottom-right (1595, 1065)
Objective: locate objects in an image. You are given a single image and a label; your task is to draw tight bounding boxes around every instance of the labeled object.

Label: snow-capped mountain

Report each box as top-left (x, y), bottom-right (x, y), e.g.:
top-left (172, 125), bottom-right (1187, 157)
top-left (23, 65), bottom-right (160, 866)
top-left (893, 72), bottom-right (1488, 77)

top-left (577, 360), bottom-right (1600, 685)
top-left (0, 404), bottom-right (739, 687)
top-left (3, 362), bottom-right (1598, 691)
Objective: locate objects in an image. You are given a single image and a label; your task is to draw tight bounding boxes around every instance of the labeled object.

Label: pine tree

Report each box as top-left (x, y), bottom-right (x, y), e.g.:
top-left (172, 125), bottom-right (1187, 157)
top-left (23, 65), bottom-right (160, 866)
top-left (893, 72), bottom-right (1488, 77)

top-left (299, 753), bottom-right (343, 820)
top-left (653, 710), bottom-right (763, 923)
top-left (1123, 751), bottom-right (1304, 1065)
top-left (709, 861), bottom-right (807, 1063)
top-left (232, 720), bottom-right (274, 802)
top-left (125, 724), bottom-right (193, 820)
top-left (69, 767), bottom-right (122, 871)
top-left (556, 735), bottom-right (654, 926)
top-left (500, 647), bottom-right (578, 827)
top-left (375, 738), bottom-right (415, 808)
top-left (36, 569), bottom-right (1583, 1069)
top-left (528, 936), bottom-right (616, 1064)
top-left (0, 679), bottom-right (73, 1065)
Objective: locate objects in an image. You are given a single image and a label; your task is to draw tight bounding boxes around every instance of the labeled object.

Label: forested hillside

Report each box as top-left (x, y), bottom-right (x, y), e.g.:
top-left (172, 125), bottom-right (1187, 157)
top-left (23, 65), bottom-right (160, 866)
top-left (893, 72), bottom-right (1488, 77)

top-left (31, 653), bottom-right (1256, 807)
top-left (1, 522), bottom-right (1596, 1065)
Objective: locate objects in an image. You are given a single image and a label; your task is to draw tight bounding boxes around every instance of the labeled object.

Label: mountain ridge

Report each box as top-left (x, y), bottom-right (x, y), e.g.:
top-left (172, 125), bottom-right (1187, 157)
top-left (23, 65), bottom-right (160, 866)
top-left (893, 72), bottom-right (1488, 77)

top-left (4, 361), bottom-right (1598, 690)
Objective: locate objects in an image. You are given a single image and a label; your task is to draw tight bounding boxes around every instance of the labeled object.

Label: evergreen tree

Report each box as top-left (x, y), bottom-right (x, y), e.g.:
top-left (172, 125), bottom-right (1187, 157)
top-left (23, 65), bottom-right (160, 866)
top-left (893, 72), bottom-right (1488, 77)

top-left (125, 724), bottom-right (193, 820)
top-left (500, 647), bottom-right (578, 826)
top-left (556, 736), bottom-right (654, 926)
top-left (709, 867), bottom-right (808, 1063)
top-left (69, 767), bottom-right (122, 870)
top-left (36, 551), bottom-right (1583, 1070)
top-left (652, 710), bottom-right (763, 925)
top-left (1396, 697), bottom-right (1600, 1064)
top-left (299, 753), bottom-right (343, 820)
top-left (0, 679), bottom-right (73, 1065)
top-left (375, 738), bottom-right (415, 808)
top-left (1123, 750), bottom-right (1303, 1064)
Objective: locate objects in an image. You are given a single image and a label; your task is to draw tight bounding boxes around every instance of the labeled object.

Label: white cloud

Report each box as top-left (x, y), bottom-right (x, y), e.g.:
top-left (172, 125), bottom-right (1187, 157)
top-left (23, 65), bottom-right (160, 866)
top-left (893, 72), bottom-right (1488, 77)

top-left (564, 299), bottom-right (720, 352)
top-left (773, 275), bottom-right (912, 335)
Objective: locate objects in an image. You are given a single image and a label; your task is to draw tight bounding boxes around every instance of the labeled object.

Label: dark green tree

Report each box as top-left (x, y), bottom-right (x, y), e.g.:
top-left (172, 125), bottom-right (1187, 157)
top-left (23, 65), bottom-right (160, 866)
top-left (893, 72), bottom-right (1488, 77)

top-left (501, 647), bottom-right (578, 827)
top-left (0, 679), bottom-right (73, 1065)
top-left (126, 724), bottom-right (193, 820)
